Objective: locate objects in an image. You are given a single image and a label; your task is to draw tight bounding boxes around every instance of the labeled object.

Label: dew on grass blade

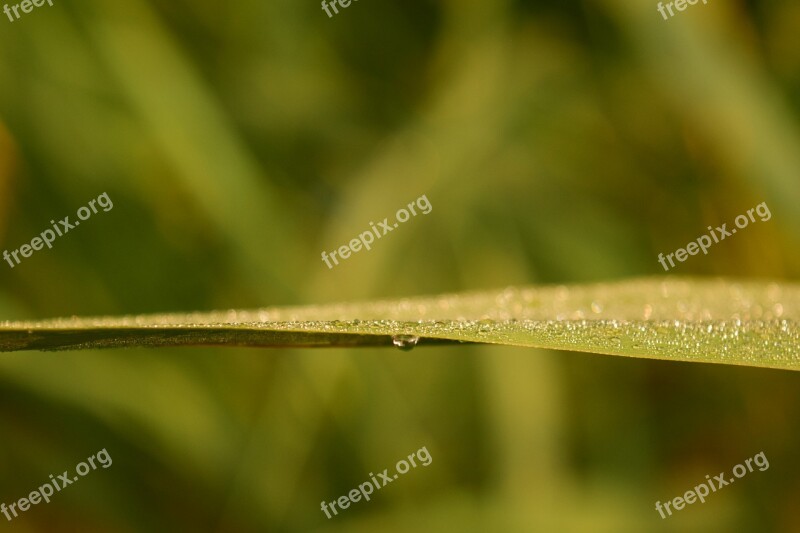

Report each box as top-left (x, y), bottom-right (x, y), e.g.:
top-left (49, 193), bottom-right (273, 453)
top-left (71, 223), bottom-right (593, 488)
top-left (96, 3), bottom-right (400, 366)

top-left (3, 278), bottom-right (800, 370)
top-left (392, 335), bottom-right (419, 351)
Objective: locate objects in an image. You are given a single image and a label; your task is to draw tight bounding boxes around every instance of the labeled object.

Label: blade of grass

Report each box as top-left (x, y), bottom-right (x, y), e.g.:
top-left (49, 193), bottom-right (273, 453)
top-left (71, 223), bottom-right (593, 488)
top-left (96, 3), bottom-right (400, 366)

top-left (1, 277), bottom-right (798, 370)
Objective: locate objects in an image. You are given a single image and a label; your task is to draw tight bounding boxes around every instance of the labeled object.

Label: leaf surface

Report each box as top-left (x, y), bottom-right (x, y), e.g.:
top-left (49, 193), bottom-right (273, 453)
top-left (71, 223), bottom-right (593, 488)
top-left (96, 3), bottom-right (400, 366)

top-left (2, 277), bottom-right (798, 370)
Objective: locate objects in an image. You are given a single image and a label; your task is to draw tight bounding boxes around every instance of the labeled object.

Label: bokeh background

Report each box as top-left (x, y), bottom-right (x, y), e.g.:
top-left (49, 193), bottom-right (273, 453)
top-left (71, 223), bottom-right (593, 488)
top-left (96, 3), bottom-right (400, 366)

top-left (1, 0), bottom-right (800, 531)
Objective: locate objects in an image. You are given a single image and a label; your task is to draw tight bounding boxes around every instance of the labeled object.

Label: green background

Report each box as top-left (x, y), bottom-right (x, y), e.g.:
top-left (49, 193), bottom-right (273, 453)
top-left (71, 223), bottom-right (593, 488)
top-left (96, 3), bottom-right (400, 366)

top-left (1, 0), bottom-right (800, 531)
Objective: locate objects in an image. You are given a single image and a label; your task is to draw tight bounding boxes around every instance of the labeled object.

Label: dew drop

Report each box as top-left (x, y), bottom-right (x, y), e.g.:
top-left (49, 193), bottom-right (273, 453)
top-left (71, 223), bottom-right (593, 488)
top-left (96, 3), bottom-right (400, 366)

top-left (392, 335), bottom-right (419, 351)
top-left (477, 319), bottom-right (493, 333)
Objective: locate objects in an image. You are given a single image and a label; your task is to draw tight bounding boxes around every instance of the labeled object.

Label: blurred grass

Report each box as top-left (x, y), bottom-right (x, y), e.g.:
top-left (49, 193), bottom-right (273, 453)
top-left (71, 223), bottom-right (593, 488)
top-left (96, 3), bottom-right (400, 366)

top-left (0, 0), bottom-right (799, 531)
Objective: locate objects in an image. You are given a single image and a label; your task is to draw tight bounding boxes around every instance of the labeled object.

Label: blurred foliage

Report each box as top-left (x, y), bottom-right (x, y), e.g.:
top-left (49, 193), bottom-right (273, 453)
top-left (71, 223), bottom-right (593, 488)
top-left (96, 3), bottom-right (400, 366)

top-left (0, 0), bottom-right (799, 531)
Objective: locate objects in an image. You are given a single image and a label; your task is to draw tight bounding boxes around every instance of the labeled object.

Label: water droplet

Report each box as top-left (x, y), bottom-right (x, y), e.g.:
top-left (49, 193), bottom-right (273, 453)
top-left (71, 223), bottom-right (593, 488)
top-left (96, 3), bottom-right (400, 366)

top-left (591, 301), bottom-right (603, 314)
top-left (392, 335), bottom-right (419, 351)
top-left (477, 319), bottom-right (493, 333)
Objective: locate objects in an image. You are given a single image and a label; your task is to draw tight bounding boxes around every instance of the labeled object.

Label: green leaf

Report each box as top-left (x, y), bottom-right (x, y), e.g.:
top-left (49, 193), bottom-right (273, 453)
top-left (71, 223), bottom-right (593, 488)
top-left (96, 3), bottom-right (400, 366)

top-left (1, 277), bottom-right (798, 370)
